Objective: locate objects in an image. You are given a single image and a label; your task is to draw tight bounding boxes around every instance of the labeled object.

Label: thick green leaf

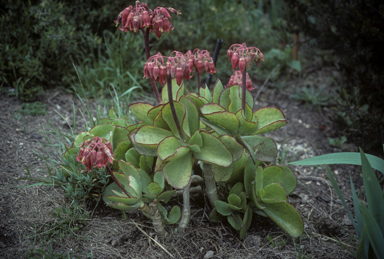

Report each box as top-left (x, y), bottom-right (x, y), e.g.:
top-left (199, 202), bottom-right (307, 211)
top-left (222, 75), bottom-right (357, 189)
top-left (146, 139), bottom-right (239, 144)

top-left (113, 172), bottom-right (141, 199)
top-left (240, 206), bottom-right (253, 240)
top-left (263, 202), bottom-right (304, 238)
top-left (179, 96), bottom-right (199, 134)
top-left (241, 135), bottom-right (278, 162)
top-left (148, 182), bottom-right (163, 196)
top-left (200, 117), bottom-right (231, 136)
top-left (244, 158), bottom-right (257, 196)
top-left (279, 165), bottom-right (297, 195)
top-left (125, 148), bottom-right (141, 168)
top-left (185, 93), bottom-right (208, 116)
top-left (147, 104), bottom-right (164, 121)
top-left (202, 110), bottom-right (240, 134)
top-left (360, 202), bottom-right (384, 259)
top-left (157, 190), bottom-right (176, 203)
top-left (261, 183), bottom-right (287, 203)
top-left (166, 205), bottom-right (182, 224)
top-left (228, 84), bottom-right (242, 113)
top-left (112, 118), bottom-right (128, 127)
top-left (161, 78), bottom-right (180, 102)
top-left (154, 171), bottom-right (165, 189)
top-left (130, 129), bottom-right (157, 157)
top-left (108, 107), bottom-right (117, 119)
top-left (219, 135), bottom-right (244, 162)
top-left (105, 202), bottom-right (140, 211)
top-left (134, 125), bottom-right (173, 148)
top-left (153, 110), bottom-right (171, 131)
top-left (254, 107), bottom-right (287, 135)
top-left (107, 194), bottom-right (139, 205)
top-left (255, 166), bottom-right (264, 194)
top-left (188, 130), bottom-right (203, 147)
top-left (236, 109), bottom-right (259, 135)
top-left (350, 175), bottom-right (363, 238)
top-left (113, 139), bottom-right (132, 161)
top-left (212, 164), bottom-right (234, 183)
top-left (290, 152), bottom-right (384, 174)
top-left (119, 161), bottom-right (141, 181)
top-left (201, 103), bottom-right (226, 114)
top-left (215, 200), bottom-right (232, 216)
top-left (212, 79), bottom-right (224, 104)
top-left (162, 102), bottom-right (190, 138)
top-left (228, 194), bottom-right (242, 207)
top-left (229, 182), bottom-right (244, 196)
top-left (263, 166), bottom-right (284, 186)
top-left (142, 193), bottom-right (157, 203)
top-left (228, 213), bottom-right (242, 231)
top-left (137, 168), bottom-right (151, 194)
top-left (176, 84), bottom-right (188, 100)
top-left (157, 136), bottom-right (190, 162)
top-left (74, 132), bottom-right (94, 148)
top-left (90, 124), bottom-right (114, 141)
top-left (209, 207), bottom-right (225, 223)
top-left (112, 126), bottom-right (130, 151)
top-left (162, 152), bottom-right (193, 189)
top-left (200, 86), bottom-right (212, 102)
top-left (194, 132), bottom-right (233, 167)
top-left (360, 148), bottom-right (384, 232)
top-left (129, 102), bottom-right (154, 125)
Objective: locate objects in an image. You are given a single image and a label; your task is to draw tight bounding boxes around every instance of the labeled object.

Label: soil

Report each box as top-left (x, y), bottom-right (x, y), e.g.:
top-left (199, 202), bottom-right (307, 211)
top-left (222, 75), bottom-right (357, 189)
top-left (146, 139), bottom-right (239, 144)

top-left (0, 67), bottom-right (367, 258)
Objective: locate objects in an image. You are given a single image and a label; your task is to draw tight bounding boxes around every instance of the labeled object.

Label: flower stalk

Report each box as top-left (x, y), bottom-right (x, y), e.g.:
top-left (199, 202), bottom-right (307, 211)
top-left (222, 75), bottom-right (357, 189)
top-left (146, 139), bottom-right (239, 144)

top-left (167, 74), bottom-right (184, 141)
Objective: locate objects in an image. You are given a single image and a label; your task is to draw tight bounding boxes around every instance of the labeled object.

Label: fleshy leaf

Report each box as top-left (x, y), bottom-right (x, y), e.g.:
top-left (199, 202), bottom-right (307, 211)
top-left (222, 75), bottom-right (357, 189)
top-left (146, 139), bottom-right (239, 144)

top-left (219, 135), bottom-right (244, 162)
top-left (157, 190), bottom-right (176, 203)
top-left (254, 107), bottom-right (287, 135)
top-left (229, 182), bottom-right (244, 196)
top-left (112, 126), bottom-right (130, 151)
top-left (90, 124), bottom-right (114, 141)
top-left (148, 182), bottom-right (163, 196)
top-left (113, 139), bottom-right (132, 161)
top-left (157, 136), bottom-right (190, 162)
top-left (202, 109), bottom-right (240, 134)
top-left (125, 148), bottom-right (141, 168)
top-left (209, 208), bottom-right (225, 223)
top-left (228, 194), bottom-right (242, 207)
top-left (129, 102), bottom-right (154, 125)
top-left (212, 164), bottom-right (234, 183)
top-left (263, 166), bottom-right (284, 186)
top-left (212, 79), bottom-right (224, 104)
top-left (215, 200), bottom-right (232, 216)
top-left (179, 96), bottom-right (199, 134)
top-left (188, 130), bottom-right (203, 147)
top-left (263, 202), bottom-right (304, 238)
top-left (200, 117), bottom-right (231, 136)
top-left (153, 171), bottom-right (165, 189)
top-left (134, 126), bottom-right (173, 148)
top-left (240, 205), bottom-right (253, 240)
top-left (228, 213), bottom-right (242, 231)
top-left (162, 152), bottom-right (193, 189)
top-left (261, 183), bottom-right (287, 203)
top-left (241, 135), bottom-right (278, 162)
top-left (162, 78), bottom-right (181, 102)
top-left (74, 132), bottom-right (94, 148)
top-left (194, 132), bottom-right (233, 167)
top-left (279, 165), bottom-right (297, 195)
top-left (119, 160), bottom-right (141, 181)
top-left (244, 158), bottom-right (256, 197)
top-left (162, 102), bottom-right (190, 138)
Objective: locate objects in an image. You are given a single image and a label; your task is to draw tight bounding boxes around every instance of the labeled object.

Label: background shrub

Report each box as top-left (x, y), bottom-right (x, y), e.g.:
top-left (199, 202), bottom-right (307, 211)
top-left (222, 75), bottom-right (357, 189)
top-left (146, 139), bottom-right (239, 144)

top-left (283, 0), bottom-right (384, 149)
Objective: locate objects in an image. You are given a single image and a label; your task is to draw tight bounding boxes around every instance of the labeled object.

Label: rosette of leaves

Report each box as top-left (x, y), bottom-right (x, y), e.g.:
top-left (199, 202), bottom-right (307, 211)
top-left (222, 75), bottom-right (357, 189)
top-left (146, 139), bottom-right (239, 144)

top-left (102, 160), bottom-right (181, 236)
top-left (248, 163), bottom-right (303, 238)
top-left (210, 160), bottom-right (303, 239)
top-left (128, 80), bottom-right (244, 190)
top-left (210, 182), bottom-right (253, 240)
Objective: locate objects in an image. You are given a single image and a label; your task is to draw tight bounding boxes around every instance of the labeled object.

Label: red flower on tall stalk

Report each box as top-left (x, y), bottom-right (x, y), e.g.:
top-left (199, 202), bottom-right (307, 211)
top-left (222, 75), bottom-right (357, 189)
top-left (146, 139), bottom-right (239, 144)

top-left (76, 137), bottom-right (114, 172)
top-left (144, 51), bottom-right (191, 86)
top-left (185, 49), bottom-right (217, 76)
top-left (227, 70), bottom-right (254, 91)
top-left (115, 1), bottom-right (181, 38)
top-left (227, 43), bottom-right (264, 71)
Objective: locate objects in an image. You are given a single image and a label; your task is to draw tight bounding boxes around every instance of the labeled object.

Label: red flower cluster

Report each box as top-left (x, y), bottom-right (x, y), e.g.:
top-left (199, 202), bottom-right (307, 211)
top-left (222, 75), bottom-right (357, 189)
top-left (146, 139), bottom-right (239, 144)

top-left (185, 49), bottom-right (216, 76)
top-left (227, 43), bottom-right (264, 72)
top-left (76, 137), bottom-right (114, 172)
top-left (144, 50), bottom-right (216, 86)
top-left (227, 70), bottom-right (254, 91)
top-left (115, 1), bottom-right (180, 38)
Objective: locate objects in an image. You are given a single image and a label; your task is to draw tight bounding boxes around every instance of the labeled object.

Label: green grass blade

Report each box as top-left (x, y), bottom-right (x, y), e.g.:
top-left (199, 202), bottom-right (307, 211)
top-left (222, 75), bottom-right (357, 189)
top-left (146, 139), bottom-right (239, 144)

top-left (359, 201), bottom-right (384, 259)
top-left (359, 148), bottom-right (384, 233)
top-left (290, 152), bottom-right (384, 174)
top-left (325, 166), bottom-right (358, 234)
top-left (350, 175), bottom-right (363, 238)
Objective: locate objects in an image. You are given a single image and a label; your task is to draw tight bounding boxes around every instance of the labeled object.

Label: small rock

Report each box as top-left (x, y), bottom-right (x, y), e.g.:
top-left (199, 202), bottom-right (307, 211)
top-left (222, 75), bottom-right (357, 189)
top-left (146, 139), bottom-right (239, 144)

top-left (31, 134), bottom-right (43, 139)
top-left (204, 250), bottom-right (214, 259)
top-left (244, 235), bottom-right (261, 249)
top-left (342, 215), bottom-right (353, 226)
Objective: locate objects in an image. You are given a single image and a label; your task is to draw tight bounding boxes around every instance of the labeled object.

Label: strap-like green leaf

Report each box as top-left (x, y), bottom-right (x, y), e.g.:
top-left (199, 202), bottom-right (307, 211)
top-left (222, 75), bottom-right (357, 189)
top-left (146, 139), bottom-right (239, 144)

top-left (290, 152), bottom-right (384, 174)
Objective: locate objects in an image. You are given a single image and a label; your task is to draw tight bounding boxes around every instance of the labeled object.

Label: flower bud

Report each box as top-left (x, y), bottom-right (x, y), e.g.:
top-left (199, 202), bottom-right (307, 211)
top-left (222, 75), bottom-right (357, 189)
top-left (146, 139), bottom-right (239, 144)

top-left (231, 52), bottom-right (239, 70)
top-left (197, 60), bottom-right (204, 75)
top-left (176, 67), bottom-right (183, 86)
top-left (159, 65), bottom-right (167, 85)
top-left (183, 65), bottom-right (191, 81)
top-left (239, 58), bottom-right (246, 73)
top-left (208, 60), bottom-right (216, 74)
top-left (227, 50), bottom-right (233, 61)
top-left (142, 10), bottom-right (150, 27)
top-left (153, 65), bottom-right (160, 80)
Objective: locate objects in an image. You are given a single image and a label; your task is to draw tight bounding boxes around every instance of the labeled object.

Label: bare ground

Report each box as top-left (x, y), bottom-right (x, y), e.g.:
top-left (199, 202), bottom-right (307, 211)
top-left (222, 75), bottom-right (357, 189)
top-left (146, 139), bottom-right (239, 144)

top-left (0, 68), bottom-right (363, 258)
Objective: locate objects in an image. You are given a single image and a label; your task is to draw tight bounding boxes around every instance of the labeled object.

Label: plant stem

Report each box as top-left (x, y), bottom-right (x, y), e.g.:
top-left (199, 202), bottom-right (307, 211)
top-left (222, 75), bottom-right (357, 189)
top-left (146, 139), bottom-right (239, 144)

top-left (178, 181), bottom-right (191, 232)
top-left (242, 67), bottom-right (246, 112)
top-left (202, 163), bottom-right (219, 208)
top-left (167, 74), bottom-right (184, 141)
top-left (106, 166), bottom-right (131, 198)
top-left (142, 28), bottom-right (161, 104)
top-left (139, 200), bottom-right (167, 237)
top-left (196, 72), bottom-right (201, 94)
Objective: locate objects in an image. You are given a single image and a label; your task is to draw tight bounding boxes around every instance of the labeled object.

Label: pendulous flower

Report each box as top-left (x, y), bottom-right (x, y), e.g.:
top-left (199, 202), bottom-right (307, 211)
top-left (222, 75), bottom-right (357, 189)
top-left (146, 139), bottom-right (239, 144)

top-left (76, 137), bottom-right (114, 172)
top-left (227, 70), bottom-right (254, 91)
top-left (115, 1), bottom-right (180, 38)
top-left (227, 43), bottom-right (264, 71)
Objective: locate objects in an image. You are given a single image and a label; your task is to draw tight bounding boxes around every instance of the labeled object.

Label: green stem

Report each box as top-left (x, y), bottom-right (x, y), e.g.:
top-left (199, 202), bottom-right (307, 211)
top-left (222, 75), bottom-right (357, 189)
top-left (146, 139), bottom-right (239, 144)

top-left (178, 181), bottom-right (191, 232)
top-left (202, 163), bottom-right (219, 208)
top-left (139, 200), bottom-right (167, 237)
top-left (241, 67), bottom-right (246, 112)
top-left (167, 74), bottom-right (184, 141)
